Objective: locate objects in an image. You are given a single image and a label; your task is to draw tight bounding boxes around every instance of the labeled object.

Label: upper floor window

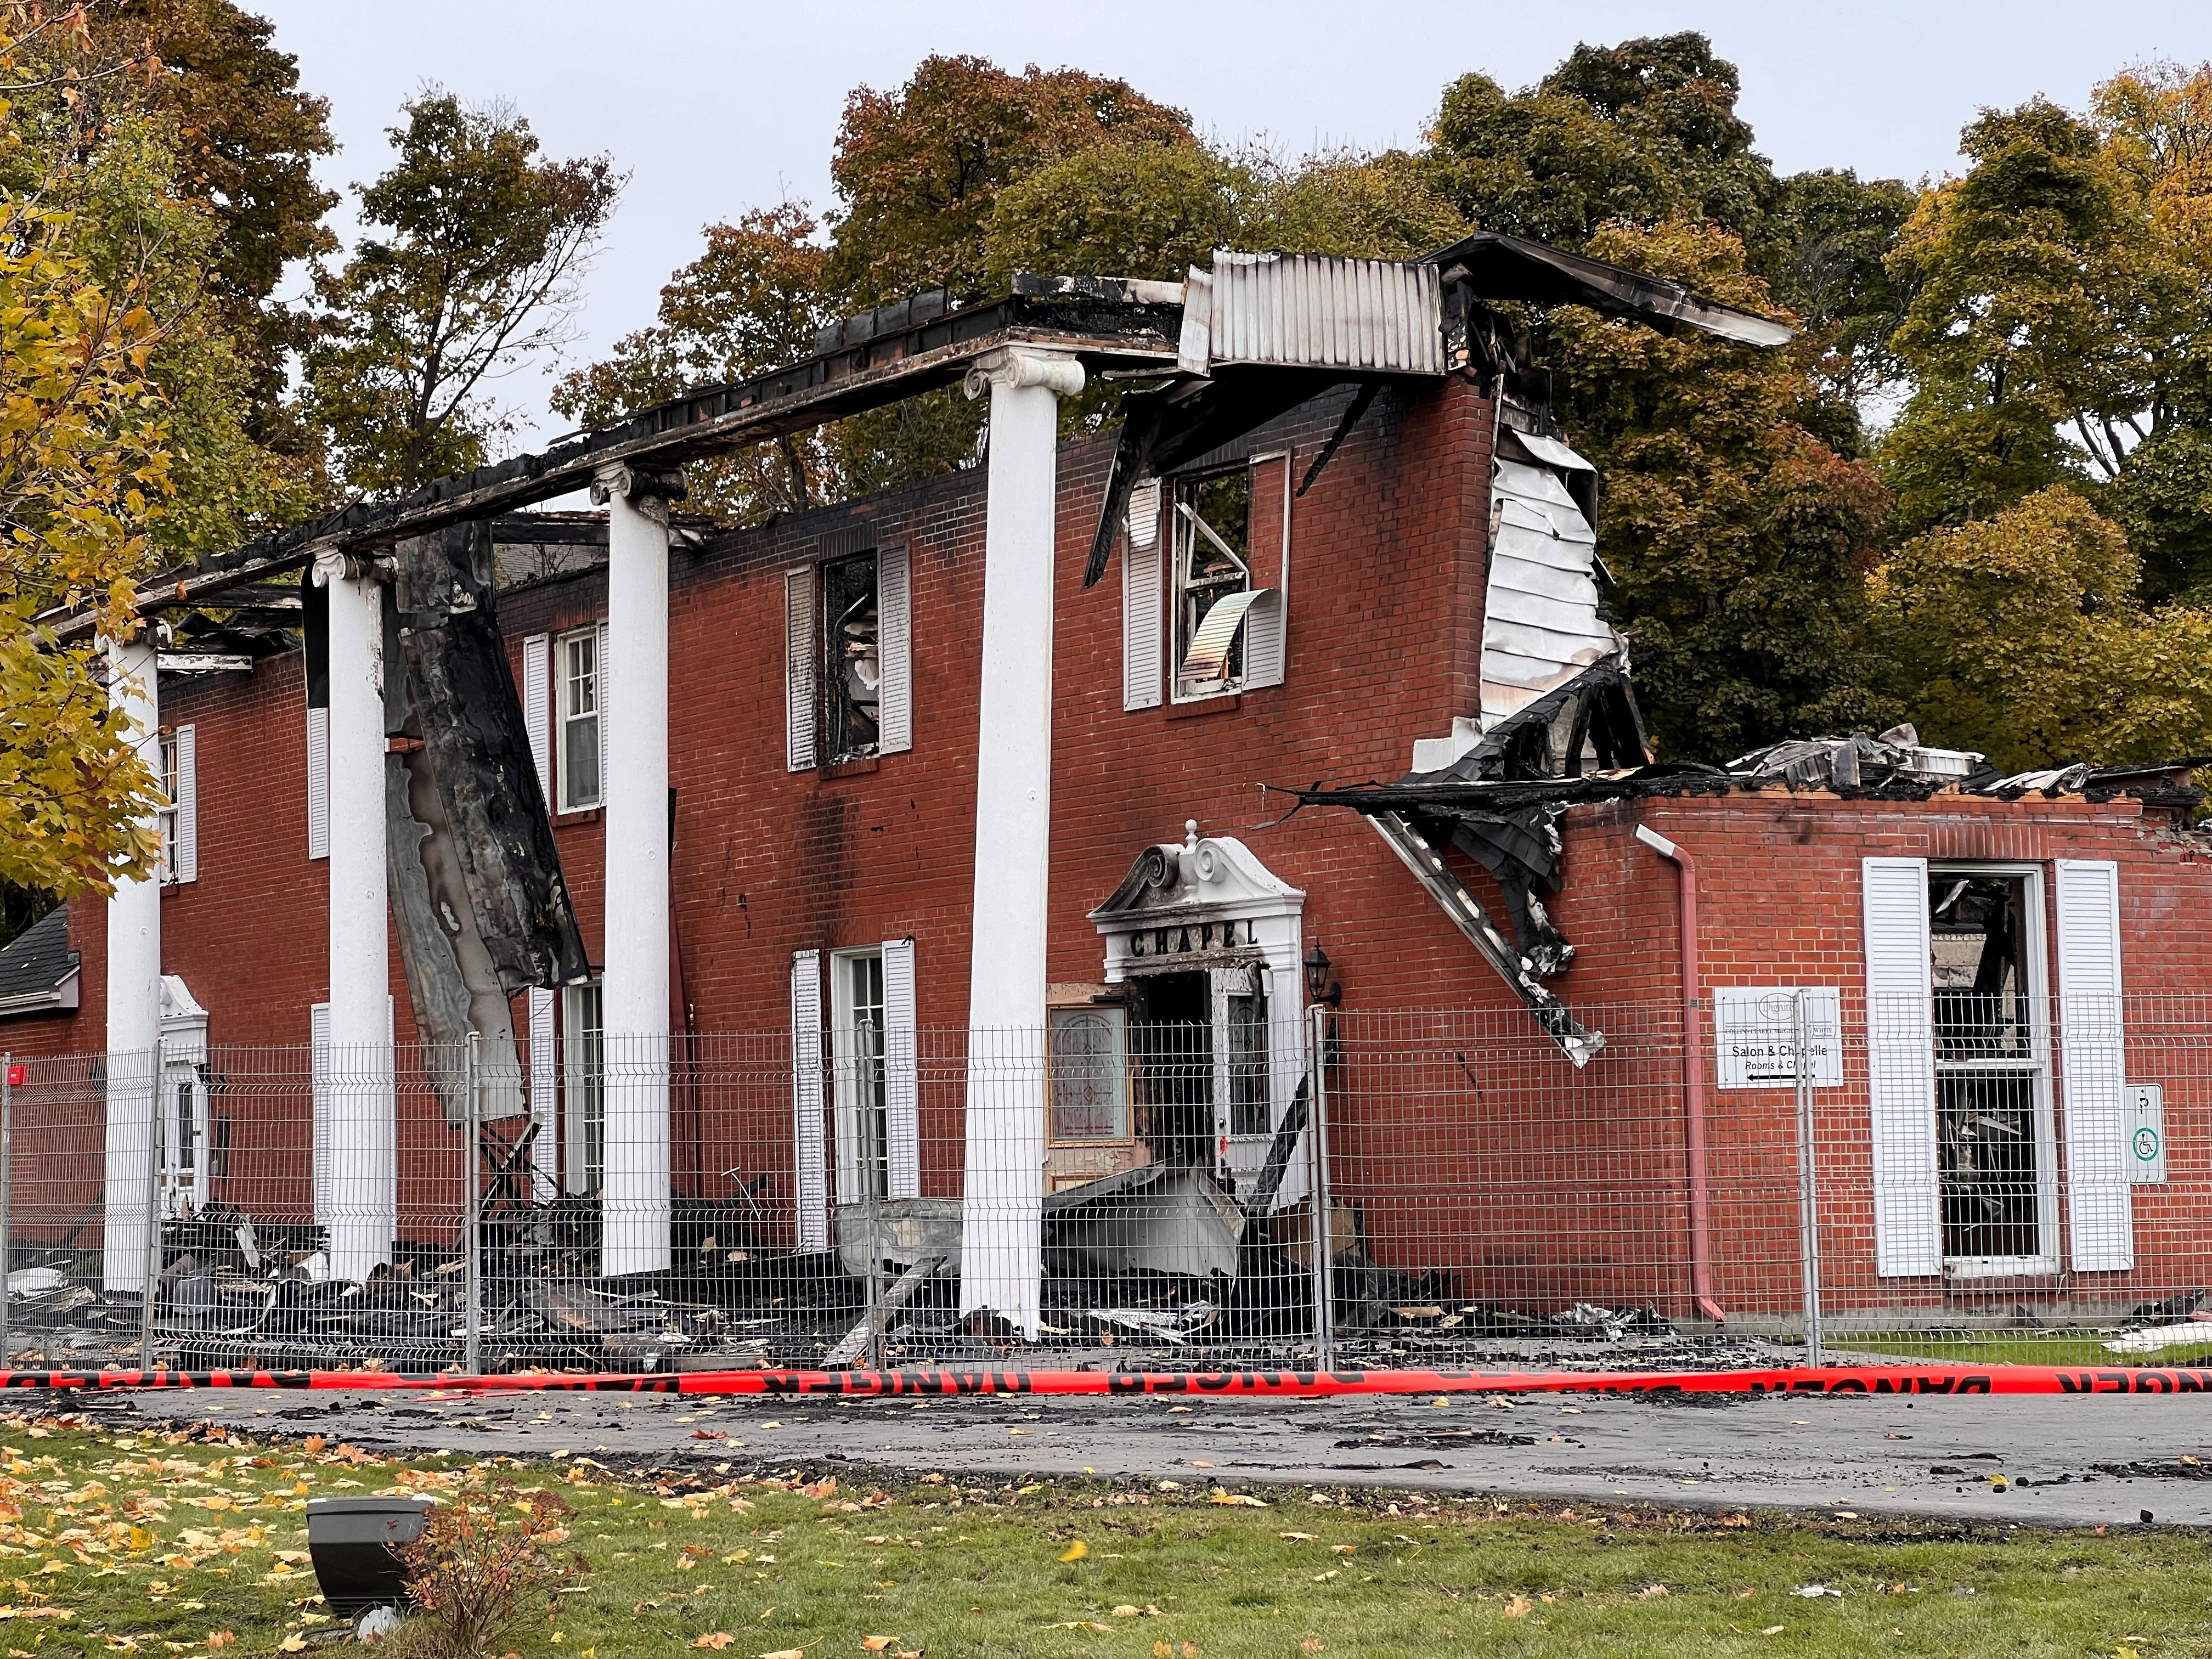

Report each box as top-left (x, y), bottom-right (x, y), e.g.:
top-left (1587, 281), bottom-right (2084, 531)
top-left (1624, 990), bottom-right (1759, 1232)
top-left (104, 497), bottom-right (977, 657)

top-left (558, 627), bottom-right (601, 810)
top-left (785, 543), bottom-right (911, 771)
top-left (821, 552), bottom-right (882, 764)
top-left (1173, 469), bottom-right (1252, 699)
top-left (157, 725), bottom-right (197, 884)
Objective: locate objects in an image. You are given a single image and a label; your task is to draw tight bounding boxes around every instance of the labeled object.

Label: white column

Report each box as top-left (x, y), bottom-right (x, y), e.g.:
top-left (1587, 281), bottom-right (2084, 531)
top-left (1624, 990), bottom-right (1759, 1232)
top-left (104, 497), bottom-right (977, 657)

top-left (592, 463), bottom-right (674, 1277)
top-left (101, 633), bottom-right (162, 1294)
top-left (317, 555), bottom-right (396, 1282)
top-left (956, 346), bottom-right (1084, 1336)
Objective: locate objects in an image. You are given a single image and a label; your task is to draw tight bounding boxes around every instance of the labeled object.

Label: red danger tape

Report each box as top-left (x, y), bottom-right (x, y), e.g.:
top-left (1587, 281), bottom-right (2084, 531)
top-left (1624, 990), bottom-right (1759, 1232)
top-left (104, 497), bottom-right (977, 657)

top-left (0, 1363), bottom-right (2206, 1398)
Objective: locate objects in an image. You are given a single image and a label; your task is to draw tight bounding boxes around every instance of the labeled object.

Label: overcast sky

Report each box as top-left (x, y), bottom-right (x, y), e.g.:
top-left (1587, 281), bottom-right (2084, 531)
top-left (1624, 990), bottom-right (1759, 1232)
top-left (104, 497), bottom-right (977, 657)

top-left (256, 0), bottom-right (2210, 448)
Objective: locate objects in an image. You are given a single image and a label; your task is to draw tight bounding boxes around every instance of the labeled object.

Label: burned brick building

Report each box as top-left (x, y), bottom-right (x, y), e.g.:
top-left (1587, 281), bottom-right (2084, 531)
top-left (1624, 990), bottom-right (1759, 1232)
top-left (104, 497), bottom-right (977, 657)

top-left (4, 236), bottom-right (2208, 1357)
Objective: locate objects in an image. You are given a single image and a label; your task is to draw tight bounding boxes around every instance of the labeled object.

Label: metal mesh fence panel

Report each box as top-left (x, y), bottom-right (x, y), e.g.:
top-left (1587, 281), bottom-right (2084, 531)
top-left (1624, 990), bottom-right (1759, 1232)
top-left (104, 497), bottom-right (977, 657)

top-left (2, 994), bottom-right (2208, 1373)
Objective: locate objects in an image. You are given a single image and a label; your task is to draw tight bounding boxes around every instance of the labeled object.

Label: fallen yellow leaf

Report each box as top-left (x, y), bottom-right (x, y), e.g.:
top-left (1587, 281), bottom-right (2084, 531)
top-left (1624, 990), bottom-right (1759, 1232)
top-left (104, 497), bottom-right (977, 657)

top-left (690, 1638), bottom-right (735, 1652)
top-left (279, 1639), bottom-right (306, 1655)
top-left (759, 1650), bottom-right (804, 1659)
top-left (1058, 1541), bottom-right (1088, 1562)
top-left (861, 1640), bottom-right (897, 1654)
top-left (1302, 1643), bottom-right (1325, 1655)
top-left (1503, 1595), bottom-right (1532, 1618)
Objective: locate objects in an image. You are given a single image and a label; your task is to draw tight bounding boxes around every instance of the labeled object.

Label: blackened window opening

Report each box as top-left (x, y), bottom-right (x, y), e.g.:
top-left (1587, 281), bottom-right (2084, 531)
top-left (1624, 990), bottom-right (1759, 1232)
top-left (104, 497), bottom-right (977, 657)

top-left (1174, 468), bottom-right (1252, 694)
top-left (1931, 872), bottom-right (2042, 1261)
top-left (822, 552), bottom-right (881, 762)
top-left (1131, 972), bottom-right (1212, 1167)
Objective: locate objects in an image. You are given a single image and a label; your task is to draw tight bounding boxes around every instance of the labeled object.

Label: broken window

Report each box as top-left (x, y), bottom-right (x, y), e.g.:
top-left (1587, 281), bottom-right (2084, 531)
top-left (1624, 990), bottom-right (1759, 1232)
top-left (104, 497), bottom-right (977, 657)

top-left (821, 552), bottom-right (881, 763)
top-left (562, 980), bottom-right (604, 1196)
top-left (558, 628), bottom-right (601, 811)
top-left (1048, 1006), bottom-right (1131, 1143)
top-left (1173, 469), bottom-right (1252, 699)
top-left (1127, 965), bottom-right (1275, 1173)
top-left (1930, 869), bottom-right (2053, 1268)
top-left (831, 947), bottom-right (888, 1201)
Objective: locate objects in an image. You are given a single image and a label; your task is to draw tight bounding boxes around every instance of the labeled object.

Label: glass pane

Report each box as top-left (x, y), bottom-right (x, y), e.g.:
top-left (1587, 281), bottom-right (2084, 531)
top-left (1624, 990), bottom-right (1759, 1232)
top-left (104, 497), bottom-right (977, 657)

top-left (1227, 993), bottom-right (1269, 1136)
top-left (562, 713), bottom-right (600, 807)
top-left (565, 634), bottom-right (595, 715)
top-left (1050, 1008), bottom-right (1128, 1142)
top-left (1939, 1071), bottom-right (2040, 1258)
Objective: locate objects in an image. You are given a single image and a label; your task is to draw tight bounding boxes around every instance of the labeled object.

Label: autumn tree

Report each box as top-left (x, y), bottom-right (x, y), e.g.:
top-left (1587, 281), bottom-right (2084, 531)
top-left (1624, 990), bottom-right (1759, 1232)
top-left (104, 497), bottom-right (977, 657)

top-left (307, 91), bottom-right (620, 496)
top-left (1549, 220), bottom-right (1898, 760)
top-left (1872, 486), bottom-right (2212, 770)
top-left (551, 203), bottom-right (835, 524)
top-left (0, 5), bottom-right (178, 898)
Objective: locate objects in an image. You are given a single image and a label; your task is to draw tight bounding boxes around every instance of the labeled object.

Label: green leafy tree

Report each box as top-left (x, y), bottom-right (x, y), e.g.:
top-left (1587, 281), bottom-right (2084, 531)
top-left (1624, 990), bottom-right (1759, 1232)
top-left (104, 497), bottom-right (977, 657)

top-left (551, 203), bottom-right (835, 524)
top-left (307, 91), bottom-right (620, 496)
top-left (1880, 79), bottom-right (2212, 566)
top-left (1872, 486), bottom-right (2212, 770)
top-left (1550, 219), bottom-right (1898, 761)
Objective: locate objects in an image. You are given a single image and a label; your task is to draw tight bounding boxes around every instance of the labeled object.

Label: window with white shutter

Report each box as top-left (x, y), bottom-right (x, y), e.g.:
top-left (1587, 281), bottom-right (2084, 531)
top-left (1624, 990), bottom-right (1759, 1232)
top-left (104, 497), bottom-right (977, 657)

top-left (882, 938), bottom-right (919, 1200)
top-left (2056, 859), bottom-right (2134, 1272)
top-left (877, 544), bottom-right (912, 755)
top-left (521, 634), bottom-right (551, 806)
top-left (1123, 478), bottom-right (1163, 710)
top-left (790, 950), bottom-right (828, 1250)
top-left (785, 568), bottom-right (817, 772)
top-left (1863, 856), bottom-right (1941, 1277)
top-left (160, 726), bottom-right (198, 884)
top-left (1170, 458), bottom-right (1288, 701)
top-left (527, 986), bottom-right (556, 1201)
top-left (306, 706), bottom-right (329, 861)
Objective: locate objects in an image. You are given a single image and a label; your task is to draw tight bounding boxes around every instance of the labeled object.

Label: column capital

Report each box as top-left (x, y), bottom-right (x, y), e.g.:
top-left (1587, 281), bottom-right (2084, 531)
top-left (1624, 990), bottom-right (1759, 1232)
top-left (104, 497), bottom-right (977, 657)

top-left (310, 546), bottom-right (392, 587)
top-left (962, 345), bottom-right (1085, 402)
top-left (590, 461), bottom-right (687, 524)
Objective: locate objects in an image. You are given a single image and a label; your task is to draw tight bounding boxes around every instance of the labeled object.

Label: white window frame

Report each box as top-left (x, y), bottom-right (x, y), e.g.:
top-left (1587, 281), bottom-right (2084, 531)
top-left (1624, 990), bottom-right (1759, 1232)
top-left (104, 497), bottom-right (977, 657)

top-left (829, 947), bottom-right (888, 1203)
top-left (557, 625), bottom-right (602, 812)
top-left (1169, 456), bottom-right (1288, 704)
top-left (561, 980), bottom-right (605, 1195)
top-left (1930, 861), bottom-right (2059, 1279)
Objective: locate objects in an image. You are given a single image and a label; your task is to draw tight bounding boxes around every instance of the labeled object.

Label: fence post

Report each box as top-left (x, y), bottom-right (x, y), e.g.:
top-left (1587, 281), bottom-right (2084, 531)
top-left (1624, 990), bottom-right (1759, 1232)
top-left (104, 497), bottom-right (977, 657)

top-left (1306, 1005), bottom-right (1335, 1372)
top-left (140, 1035), bottom-right (163, 1370)
top-left (1793, 990), bottom-right (1824, 1368)
top-left (464, 1032), bottom-right (482, 1378)
top-left (1, 1052), bottom-right (12, 1372)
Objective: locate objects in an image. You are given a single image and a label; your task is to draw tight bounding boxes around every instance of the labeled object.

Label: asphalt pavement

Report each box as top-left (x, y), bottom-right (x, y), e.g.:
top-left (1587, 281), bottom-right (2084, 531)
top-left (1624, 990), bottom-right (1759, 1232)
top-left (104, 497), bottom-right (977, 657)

top-left (105, 1381), bottom-right (2212, 1527)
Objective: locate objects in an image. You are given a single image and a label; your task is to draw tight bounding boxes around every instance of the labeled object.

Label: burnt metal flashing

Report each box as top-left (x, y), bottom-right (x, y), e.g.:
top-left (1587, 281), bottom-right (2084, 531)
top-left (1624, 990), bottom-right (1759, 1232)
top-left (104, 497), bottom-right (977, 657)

top-left (1364, 809), bottom-right (1601, 1066)
top-left (1425, 230), bottom-right (1794, 346)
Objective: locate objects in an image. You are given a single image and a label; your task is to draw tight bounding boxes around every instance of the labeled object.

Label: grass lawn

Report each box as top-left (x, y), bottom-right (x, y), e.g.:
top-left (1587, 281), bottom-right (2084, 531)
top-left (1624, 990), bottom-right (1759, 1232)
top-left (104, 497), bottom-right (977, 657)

top-left (1, 1403), bottom-right (2207, 1658)
top-left (1829, 1330), bottom-right (2212, 1368)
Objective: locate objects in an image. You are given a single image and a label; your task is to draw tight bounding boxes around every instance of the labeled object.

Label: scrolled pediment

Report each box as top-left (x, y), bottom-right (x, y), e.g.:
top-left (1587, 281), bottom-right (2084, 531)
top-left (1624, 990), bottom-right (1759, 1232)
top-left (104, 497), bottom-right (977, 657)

top-left (1088, 822), bottom-right (1305, 928)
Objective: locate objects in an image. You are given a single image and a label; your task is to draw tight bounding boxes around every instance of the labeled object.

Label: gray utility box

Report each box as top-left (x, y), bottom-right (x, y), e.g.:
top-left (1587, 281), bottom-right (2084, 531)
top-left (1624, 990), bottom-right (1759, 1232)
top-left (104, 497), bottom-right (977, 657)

top-left (306, 1496), bottom-right (436, 1613)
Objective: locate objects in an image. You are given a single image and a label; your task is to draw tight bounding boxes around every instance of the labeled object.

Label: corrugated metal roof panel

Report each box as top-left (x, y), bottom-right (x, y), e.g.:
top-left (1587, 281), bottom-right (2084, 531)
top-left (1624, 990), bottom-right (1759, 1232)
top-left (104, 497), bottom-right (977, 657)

top-left (1206, 252), bottom-right (1444, 374)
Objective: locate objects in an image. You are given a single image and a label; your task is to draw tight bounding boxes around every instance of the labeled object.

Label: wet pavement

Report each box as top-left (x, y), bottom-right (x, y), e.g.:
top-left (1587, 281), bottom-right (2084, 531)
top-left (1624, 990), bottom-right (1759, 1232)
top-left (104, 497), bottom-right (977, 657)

top-left (106, 1381), bottom-right (2212, 1528)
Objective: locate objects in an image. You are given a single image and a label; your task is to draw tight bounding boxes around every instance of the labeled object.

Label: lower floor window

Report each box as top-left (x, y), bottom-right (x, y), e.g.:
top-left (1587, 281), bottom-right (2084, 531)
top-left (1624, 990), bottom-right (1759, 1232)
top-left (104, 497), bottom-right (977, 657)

top-left (563, 982), bottom-right (604, 1195)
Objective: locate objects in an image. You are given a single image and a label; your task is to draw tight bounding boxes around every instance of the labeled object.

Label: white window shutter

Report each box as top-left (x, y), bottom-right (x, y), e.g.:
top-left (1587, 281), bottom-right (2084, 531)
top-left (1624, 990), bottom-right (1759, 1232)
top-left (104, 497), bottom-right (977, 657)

top-left (1862, 856), bottom-right (1940, 1277)
top-left (172, 724), bottom-right (198, 883)
top-left (595, 620), bottom-right (610, 806)
top-left (306, 705), bottom-right (329, 861)
top-left (527, 986), bottom-right (557, 1202)
top-left (791, 950), bottom-right (828, 1251)
top-left (521, 633), bottom-right (551, 806)
top-left (786, 567), bottom-right (817, 771)
top-left (2056, 859), bottom-right (2134, 1272)
top-left (877, 544), bottom-right (912, 754)
top-left (882, 937), bottom-right (920, 1200)
top-left (1241, 590), bottom-right (1285, 689)
top-left (310, 1001), bottom-right (331, 1223)
top-left (1123, 478), bottom-right (1163, 711)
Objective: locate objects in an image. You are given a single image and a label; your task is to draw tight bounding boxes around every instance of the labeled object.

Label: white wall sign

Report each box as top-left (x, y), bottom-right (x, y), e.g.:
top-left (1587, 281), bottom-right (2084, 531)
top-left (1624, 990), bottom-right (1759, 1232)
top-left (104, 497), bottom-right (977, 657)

top-left (2128, 1082), bottom-right (2168, 1184)
top-left (1712, 986), bottom-right (1844, 1090)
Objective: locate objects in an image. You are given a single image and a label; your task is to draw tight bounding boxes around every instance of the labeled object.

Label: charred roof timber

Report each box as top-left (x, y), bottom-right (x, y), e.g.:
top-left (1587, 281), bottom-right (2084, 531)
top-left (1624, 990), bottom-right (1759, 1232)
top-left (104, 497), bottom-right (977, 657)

top-left (40, 233), bottom-right (1790, 641)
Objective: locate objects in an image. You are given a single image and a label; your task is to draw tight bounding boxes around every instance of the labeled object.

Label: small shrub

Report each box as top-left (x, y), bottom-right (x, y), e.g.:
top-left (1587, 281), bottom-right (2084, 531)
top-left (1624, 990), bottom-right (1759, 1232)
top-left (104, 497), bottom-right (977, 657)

top-left (394, 1474), bottom-right (585, 1658)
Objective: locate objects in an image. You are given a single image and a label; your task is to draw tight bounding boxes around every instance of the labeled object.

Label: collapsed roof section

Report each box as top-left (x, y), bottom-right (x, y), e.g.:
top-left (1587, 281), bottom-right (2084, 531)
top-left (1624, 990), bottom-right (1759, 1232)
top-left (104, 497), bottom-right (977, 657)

top-left (1308, 727), bottom-right (2207, 1063)
top-left (43, 235), bottom-right (1791, 640)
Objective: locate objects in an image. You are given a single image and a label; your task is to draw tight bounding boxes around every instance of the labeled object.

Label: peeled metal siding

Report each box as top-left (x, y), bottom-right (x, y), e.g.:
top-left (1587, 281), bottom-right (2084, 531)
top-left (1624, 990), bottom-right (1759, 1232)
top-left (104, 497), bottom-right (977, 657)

top-left (1479, 447), bottom-right (1622, 726)
top-left (1209, 253), bottom-right (1444, 374)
